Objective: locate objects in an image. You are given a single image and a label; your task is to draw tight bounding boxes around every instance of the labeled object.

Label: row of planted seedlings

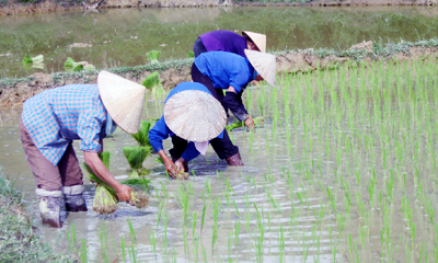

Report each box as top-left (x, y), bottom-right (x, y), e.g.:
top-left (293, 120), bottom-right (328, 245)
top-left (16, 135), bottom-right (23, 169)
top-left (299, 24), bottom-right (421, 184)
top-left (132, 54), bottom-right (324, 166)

top-left (65, 57), bottom-right (438, 262)
top-left (242, 57), bottom-right (438, 262)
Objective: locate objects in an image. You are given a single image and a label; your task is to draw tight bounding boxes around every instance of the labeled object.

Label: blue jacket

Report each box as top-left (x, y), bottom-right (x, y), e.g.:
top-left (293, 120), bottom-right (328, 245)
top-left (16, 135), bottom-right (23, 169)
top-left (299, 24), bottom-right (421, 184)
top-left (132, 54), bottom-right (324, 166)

top-left (194, 51), bottom-right (256, 93)
top-left (148, 82), bottom-right (224, 162)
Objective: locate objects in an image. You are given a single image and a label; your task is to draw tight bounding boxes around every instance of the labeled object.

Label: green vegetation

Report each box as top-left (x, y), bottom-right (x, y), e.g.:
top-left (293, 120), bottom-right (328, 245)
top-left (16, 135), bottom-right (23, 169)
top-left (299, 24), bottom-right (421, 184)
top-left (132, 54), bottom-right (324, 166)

top-left (0, 169), bottom-right (75, 262)
top-left (84, 152), bottom-right (150, 214)
top-left (64, 57), bottom-right (95, 72)
top-left (123, 146), bottom-right (152, 177)
top-left (147, 50), bottom-right (161, 64)
top-left (3, 7), bottom-right (438, 78)
top-left (123, 120), bottom-right (156, 178)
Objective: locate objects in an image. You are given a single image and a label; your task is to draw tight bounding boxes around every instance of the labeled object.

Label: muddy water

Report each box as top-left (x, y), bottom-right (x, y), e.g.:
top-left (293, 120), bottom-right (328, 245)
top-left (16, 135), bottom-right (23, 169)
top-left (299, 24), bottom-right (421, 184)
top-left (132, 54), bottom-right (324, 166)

top-left (2, 60), bottom-right (438, 261)
top-left (0, 102), bottom-right (348, 262)
top-left (2, 6), bottom-right (438, 78)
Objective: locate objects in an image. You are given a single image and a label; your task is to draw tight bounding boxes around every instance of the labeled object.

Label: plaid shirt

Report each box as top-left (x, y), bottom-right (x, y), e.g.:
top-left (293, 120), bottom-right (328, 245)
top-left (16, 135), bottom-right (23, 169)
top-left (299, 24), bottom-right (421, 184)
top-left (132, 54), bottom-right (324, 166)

top-left (22, 84), bottom-right (107, 165)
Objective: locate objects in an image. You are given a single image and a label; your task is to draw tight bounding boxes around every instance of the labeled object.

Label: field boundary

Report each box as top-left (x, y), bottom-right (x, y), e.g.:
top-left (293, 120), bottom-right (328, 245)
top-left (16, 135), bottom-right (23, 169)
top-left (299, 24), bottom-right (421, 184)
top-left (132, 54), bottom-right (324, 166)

top-left (1, 38), bottom-right (437, 107)
top-left (1, 0), bottom-right (437, 16)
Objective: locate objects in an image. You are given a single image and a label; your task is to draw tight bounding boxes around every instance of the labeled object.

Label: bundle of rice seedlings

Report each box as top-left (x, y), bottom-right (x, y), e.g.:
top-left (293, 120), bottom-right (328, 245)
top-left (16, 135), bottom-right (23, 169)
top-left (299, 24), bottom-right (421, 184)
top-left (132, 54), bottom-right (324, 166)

top-left (93, 185), bottom-right (118, 214)
top-left (142, 72), bottom-right (163, 90)
top-left (22, 54), bottom-right (45, 69)
top-left (142, 72), bottom-right (165, 99)
top-left (226, 116), bottom-right (264, 132)
top-left (147, 50), bottom-right (161, 64)
top-left (22, 54), bottom-right (44, 65)
top-left (188, 51), bottom-right (195, 58)
top-left (84, 152), bottom-right (151, 214)
top-left (131, 120), bottom-right (152, 147)
top-left (174, 171), bottom-right (189, 180)
top-left (123, 146), bottom-right (152, 178)
top-left (130, 191), bottom-right (150, 209)
top-left (83, 152), bottom-right (119, 214)
top-left (64, 57), bottom-right (95, 72)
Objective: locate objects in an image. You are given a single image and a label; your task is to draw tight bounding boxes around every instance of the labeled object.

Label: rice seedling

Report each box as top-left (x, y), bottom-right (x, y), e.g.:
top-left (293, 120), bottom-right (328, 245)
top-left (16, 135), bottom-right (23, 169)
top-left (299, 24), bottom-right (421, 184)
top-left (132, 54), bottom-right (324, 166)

top-left (211, 197), bottom-right (220, 253)
top-left (121, 235), bottom-right (126, 263)
top-left (84, 151), bottom-right (150, 214)
top-left (22, 54), bottom-right (44, 69)
top-left (201, 192), bottom-right (207, 233)
top-left (99, 220), bottom-right (110, 263)
top-left (192, 212), bottom-right (198, 240)
top-left (147, 50), bottom-right (161, 64)
top-left (123, 146), bottom-right (152, 178)
top-left (64, 57), bottom-right (95, 72)
top-left (80, 238), bottom-right (88, 263)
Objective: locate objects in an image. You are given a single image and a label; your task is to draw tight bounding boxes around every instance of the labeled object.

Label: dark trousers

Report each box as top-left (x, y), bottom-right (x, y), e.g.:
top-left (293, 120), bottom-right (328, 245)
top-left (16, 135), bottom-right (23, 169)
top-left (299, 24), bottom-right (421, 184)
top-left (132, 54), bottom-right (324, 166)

top-left (193, 37), bottom-right (207, 58)
top-left (169, 132), bottom-right (238, 160)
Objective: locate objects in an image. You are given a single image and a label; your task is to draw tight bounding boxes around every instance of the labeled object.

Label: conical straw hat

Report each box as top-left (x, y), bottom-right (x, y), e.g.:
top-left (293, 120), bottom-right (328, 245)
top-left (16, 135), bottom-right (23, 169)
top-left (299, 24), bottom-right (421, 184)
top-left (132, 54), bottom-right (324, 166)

top-left (98, 70), bottom-right (146, 134)
top-left (164, 90), bottom-right (226, 142)
top-left (242, 31), bottom-right (266, 53)
top-left (244, 49), bottom-right (276, 87)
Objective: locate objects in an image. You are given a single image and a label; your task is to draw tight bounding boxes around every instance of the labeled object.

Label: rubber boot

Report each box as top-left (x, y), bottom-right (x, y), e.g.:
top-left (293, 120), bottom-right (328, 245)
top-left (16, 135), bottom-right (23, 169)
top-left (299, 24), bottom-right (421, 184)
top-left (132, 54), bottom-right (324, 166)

top-left (226, 152), bottom-right (244, 166)
top-left (63, 185), bottom-right (87, 212)
top-left (36, 188), bottom-right (62, 228)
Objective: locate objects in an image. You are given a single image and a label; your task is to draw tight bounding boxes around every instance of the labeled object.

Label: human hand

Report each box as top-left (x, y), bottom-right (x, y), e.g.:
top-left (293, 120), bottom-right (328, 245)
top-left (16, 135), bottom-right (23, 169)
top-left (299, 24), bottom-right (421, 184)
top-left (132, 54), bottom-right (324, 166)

top-left (175, 158), bottom-right (187, 172)
top-left (244, 116), bottom-right (255, 130)
top-left (115, 184), bottom-right (134, 202)
top-left (164, 160), bottom-right (177, 179)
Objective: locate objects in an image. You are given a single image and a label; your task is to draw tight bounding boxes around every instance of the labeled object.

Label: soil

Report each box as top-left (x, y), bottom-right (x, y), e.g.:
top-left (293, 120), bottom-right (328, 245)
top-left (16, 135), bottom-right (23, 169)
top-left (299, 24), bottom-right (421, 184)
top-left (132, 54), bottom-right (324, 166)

top-left (0, 0), bottom-right (437, 16)
top-left (1, 44), bottom-right (437, 108)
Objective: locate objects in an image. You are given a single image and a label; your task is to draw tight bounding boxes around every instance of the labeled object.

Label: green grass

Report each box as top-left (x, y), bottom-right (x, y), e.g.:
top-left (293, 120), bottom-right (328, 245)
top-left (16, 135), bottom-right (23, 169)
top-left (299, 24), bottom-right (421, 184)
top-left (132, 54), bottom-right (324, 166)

top-left (0, 170), bottom-right (75, 262)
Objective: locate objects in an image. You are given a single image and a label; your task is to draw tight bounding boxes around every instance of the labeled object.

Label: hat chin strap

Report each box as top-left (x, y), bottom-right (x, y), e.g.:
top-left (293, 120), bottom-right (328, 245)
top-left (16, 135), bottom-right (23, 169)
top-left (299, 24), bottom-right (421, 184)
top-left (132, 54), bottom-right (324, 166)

top-left (194, 141), bottom-right (208, 156)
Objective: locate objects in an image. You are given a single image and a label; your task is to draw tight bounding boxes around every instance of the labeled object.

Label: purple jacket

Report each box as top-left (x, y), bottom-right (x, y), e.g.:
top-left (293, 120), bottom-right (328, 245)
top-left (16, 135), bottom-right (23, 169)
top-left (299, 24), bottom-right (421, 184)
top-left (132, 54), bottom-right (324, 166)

top-left (199, 30), bottom-right (247, 58)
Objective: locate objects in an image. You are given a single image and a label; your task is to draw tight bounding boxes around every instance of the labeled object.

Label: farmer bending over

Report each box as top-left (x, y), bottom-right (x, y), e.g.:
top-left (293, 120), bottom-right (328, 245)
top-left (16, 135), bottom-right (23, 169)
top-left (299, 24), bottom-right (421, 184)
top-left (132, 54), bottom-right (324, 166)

top-left (193, 30), bottom-right (266, 57)
top-left (149, 82), bottom-right (234, 177)
top-left (20, 71), bottom-right (146, 228)
top-left (192, 50), bottom-right (276, 132)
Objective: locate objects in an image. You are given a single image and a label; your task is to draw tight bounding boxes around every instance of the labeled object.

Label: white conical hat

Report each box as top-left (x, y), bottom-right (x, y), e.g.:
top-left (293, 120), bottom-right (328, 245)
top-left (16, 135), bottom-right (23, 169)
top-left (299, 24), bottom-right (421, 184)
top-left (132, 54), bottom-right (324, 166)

top-left (97, 70), bottom-right (146, 134)
top-left (164, 90), bottom-right (226, 142)
top-left (244, 49), bottom-right (276, 87)
top-left (242, 31), bottom-right (266, 53)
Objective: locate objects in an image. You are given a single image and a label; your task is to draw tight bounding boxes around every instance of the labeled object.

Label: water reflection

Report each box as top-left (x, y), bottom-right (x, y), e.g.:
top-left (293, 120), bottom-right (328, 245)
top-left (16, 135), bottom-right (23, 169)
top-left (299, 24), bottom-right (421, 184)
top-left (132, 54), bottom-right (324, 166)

top-left (1, 6), bottom-right (438, 78)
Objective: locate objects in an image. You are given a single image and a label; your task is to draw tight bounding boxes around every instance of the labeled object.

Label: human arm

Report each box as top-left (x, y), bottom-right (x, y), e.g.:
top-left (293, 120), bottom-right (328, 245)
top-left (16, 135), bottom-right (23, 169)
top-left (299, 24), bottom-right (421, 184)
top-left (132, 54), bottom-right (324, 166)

top-left (84, 151), bottom-right (133, 202)
top-left (223, 86), bottom-right (251, 126)
top-left (149, 117), bottom-right (181, 178)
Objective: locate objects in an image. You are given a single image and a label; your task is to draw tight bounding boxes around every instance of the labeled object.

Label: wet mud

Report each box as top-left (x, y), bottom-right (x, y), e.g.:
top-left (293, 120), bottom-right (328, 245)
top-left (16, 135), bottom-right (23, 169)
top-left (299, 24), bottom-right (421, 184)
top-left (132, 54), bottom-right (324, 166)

top-left (1, 44), bottom-right (438, 107)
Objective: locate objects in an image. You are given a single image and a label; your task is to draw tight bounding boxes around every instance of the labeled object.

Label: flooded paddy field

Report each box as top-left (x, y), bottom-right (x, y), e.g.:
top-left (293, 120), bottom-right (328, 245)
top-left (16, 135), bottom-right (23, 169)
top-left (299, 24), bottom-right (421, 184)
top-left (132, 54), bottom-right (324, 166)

top-left (1, 57), bottom-right (438, 262)
top-left (1, 6), bottom-right (438, 78)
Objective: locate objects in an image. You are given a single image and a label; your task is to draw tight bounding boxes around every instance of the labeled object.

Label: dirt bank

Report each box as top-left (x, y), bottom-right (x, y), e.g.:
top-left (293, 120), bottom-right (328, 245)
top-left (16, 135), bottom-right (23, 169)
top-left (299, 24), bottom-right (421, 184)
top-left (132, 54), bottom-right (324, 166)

top-left (1, 41), bottom-right (437, 107)
top-left (1, 0), bottom-right (437, 16)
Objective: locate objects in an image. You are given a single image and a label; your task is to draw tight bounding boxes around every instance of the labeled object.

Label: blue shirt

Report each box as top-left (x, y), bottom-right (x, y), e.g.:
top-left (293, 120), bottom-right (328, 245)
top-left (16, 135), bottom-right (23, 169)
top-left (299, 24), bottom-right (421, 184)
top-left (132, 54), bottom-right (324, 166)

top-left (148, 82), bottom-right (224, 162)
top-left (194, 51), bottom-right (255, 93)
top-left (22, 84), bottom-right (108, 165)
top-left (199, 30), bottom-right (248, 58)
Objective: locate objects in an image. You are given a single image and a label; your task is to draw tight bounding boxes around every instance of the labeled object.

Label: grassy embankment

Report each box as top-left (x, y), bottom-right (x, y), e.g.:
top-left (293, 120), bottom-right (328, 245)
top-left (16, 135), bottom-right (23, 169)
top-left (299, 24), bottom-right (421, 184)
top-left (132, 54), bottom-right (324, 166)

top-left (0, 168), bottom-right (76, 263)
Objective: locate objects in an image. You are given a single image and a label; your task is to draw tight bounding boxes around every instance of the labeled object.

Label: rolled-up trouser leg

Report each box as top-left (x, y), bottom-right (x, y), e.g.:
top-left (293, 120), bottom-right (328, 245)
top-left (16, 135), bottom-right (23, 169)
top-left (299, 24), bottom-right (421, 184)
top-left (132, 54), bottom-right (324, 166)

top-left (20, 119), bottom-right (63, 191)
top-left (209, 130), bottom-right (239, 160)
top-left (63, 185), bottom-right (87, 212)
